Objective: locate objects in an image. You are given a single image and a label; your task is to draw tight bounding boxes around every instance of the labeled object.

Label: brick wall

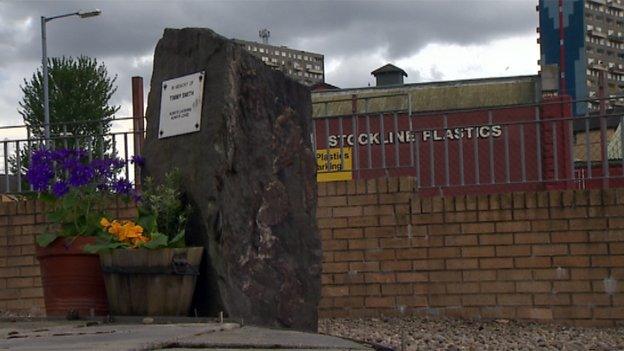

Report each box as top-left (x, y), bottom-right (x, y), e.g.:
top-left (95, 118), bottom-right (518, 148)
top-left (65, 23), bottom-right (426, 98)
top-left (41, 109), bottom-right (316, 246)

top-left (319, 177), bottom-right (624, 326)
top-left (0, 199), bottom-right (136, 316)
top-left (4, 179), bottom-right (624, 325)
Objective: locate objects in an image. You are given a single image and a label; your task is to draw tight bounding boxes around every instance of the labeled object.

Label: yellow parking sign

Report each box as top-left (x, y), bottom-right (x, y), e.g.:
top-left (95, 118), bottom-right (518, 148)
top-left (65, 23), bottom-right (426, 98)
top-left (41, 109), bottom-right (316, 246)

top-left (316, 147), bottom-right (353, 182)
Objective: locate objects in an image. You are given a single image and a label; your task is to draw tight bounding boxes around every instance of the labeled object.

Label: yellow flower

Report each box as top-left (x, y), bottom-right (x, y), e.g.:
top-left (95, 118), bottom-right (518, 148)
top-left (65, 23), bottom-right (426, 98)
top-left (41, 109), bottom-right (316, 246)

top-left (100, 217), bottom-right (111, 228)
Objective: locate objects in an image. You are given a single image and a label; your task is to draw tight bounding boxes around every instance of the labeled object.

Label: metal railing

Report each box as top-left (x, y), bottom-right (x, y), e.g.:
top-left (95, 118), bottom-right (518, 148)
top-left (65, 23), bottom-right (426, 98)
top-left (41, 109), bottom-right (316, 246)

top-left (1, 117), bottom-right (143, 194)
top-left (312, 95), bottom-right (624, 194)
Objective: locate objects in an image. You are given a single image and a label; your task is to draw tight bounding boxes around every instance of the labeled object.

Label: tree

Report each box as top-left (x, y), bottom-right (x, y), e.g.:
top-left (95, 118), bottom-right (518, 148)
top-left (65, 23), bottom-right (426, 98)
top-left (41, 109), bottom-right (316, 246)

top-left (19, 55), bottom-right (120, 153)
top-left (11, 56), bottom-right (120, 180)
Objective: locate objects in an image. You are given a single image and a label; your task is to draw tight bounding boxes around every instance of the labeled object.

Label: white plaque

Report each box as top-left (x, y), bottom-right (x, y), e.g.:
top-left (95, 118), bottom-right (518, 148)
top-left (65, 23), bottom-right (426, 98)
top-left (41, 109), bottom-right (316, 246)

top-left (158, 71), bottom-right (204, 139)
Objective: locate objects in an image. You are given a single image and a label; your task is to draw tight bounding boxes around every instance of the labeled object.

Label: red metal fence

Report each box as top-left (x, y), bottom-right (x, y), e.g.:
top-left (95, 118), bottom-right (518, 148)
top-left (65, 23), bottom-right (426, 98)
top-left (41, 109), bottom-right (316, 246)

top-left (313, 95), bottom-right (624, 196)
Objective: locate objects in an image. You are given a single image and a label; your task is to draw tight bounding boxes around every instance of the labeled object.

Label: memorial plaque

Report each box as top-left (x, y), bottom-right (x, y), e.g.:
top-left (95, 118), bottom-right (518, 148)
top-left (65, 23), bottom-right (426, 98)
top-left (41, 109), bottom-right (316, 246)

top-left (158, 71), bottom-right (204, 138)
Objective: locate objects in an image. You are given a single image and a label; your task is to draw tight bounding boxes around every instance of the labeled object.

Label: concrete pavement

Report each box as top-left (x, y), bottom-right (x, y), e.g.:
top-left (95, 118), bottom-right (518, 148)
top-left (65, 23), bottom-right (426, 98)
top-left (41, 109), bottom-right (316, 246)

top-left (0, 319), bottom-right (373, 350)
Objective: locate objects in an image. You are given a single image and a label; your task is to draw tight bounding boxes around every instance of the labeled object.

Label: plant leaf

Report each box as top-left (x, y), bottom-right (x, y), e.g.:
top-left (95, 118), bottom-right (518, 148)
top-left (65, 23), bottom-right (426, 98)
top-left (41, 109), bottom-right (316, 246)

top-left (143, 232), bottom-right (168, 249)
top-left (137, 208), bottom-right (157, 234)
top-left (169, 230), bottom-right (186, 248)
top-left (36, 232), bottom-right (58, 247)
top-left (84, 242), bottom-right (126, 253)
top-left (39, 193), bottom-right (56, 202)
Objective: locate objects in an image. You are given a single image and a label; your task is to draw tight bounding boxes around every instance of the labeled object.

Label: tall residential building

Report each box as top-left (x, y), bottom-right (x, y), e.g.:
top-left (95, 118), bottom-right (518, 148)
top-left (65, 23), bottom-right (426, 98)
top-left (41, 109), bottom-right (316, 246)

top-left (538, 0), bottom-right (624, 114)
top-left (233, 38), bottom-right (325, 86)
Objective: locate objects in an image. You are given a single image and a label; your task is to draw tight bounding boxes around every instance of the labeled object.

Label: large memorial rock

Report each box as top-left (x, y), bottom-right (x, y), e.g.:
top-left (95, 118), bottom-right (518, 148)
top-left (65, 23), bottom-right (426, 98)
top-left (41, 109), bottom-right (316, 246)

top-left (142, 28), bottom-right (320, 331)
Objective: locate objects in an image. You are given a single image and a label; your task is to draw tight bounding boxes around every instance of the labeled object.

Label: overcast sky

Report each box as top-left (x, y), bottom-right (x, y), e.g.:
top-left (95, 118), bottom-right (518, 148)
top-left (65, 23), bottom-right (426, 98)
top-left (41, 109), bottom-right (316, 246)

top-left (0, 0), bottom-right (539, 131)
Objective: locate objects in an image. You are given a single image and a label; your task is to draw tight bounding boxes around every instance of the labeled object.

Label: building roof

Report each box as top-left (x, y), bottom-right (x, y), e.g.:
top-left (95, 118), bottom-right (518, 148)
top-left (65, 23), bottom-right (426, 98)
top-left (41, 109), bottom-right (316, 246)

top-left (371, 64), bottom-right (407, 77)
top-left (311, 82), bottom-right (340, 92)
top-left (311, 75), bottom-right (540, 118)
top-left (572, 108), bottom-right (623, 132)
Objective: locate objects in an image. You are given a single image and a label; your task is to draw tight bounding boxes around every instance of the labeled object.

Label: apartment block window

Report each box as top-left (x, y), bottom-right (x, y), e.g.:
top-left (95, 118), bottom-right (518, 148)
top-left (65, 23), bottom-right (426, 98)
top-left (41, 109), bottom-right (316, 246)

top-left (262, 57), bottom-right (268, 62)
top-left (253, 47), bottom-right (258, 52)
top-left (282, 52), bottom-right (286, 57)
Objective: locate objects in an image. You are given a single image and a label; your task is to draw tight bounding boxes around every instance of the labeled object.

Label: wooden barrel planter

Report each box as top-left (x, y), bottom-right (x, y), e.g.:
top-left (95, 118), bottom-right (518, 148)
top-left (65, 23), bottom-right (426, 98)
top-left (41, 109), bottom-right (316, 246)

top-left (36, 237), bottom-right (109, 317)
top-left (98, 247), bottom-right (203, 316)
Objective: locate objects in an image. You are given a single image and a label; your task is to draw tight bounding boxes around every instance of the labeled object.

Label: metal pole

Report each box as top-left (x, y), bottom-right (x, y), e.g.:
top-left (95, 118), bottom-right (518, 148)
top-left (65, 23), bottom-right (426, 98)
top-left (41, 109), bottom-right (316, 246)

top-left (132, 76), bottom-right (144, 189)
top-left (599, 71), bottom-right (609, 188)
top-left (558, 0), bottom-right (566, 96)
top-left (40, 10), bottom-right (101, 147)
top-left (41, 16), bottom-right (50, 145)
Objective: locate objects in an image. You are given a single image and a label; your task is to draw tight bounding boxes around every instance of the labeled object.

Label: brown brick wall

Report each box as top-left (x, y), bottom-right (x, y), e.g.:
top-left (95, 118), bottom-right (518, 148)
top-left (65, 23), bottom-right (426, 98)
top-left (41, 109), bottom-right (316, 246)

top-left (319, 177), bottom-right (624, 326)
top-left (4, 179), bottom-right (624, 325)
top-left (0, 199), bottom-right (136, 316)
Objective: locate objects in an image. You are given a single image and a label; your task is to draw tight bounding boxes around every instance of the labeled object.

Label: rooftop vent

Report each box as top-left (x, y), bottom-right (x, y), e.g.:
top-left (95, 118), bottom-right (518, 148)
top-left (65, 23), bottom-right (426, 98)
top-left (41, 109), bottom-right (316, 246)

top-left (371, 64), bottom-right (407, 87)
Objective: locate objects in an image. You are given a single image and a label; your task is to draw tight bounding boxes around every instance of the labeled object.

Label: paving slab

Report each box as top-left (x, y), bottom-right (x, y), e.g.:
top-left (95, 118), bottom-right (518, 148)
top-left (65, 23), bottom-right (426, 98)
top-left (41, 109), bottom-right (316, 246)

top-left (162, 326), bottom-right (371, 350)
top-left (0, 321), bottom-right (372, 350)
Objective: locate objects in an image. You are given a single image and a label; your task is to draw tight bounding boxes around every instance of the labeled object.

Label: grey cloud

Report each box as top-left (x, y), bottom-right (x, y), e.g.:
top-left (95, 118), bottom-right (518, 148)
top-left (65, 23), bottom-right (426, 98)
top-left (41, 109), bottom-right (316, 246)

top-left (0, 0), bottom-right (537, 125)
top-left (2, 0), bottom-right (536, 64)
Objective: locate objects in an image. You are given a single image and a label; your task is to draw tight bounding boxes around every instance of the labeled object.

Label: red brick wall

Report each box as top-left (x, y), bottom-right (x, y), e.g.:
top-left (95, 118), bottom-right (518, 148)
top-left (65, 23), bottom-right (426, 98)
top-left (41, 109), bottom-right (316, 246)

top-left (318, 177), bottom-right (624, 326)
top-left (0, 199), bottom-right (135, 316)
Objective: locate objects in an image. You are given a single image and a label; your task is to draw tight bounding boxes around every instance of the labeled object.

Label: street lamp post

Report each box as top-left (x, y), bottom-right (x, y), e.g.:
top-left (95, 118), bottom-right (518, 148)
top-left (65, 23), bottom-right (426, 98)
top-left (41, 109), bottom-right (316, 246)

top-left (41, 9), bottom-right (101, 145)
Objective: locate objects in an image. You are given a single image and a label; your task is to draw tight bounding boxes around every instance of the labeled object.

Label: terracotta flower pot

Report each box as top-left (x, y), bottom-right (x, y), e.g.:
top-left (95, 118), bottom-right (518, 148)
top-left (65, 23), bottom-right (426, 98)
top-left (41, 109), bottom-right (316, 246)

top-left (36, 236), bottom-right (109, 317)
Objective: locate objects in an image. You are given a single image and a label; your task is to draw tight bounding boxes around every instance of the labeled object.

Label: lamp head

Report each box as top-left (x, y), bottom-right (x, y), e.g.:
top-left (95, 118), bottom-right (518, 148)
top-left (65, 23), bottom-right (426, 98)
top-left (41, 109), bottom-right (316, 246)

top-left (77, 9), bottom-right (101, 18)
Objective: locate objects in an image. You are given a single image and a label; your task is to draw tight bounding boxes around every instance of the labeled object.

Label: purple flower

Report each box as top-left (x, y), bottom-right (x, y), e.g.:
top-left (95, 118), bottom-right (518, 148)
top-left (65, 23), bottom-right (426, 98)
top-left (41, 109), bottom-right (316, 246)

top-left (68, 163), bottom-right (95, 187)
top-left (91, 158), bottom-right (115, 177)
top-left (26, 149), bottom-right (54, 191)
top-left (26, 164), bottom-right (54, 191)
top-left (27, 147), bottom-right (134, 197)
top-left (131, 155), bottom-right (145, 167)
top-left (113, 178), bottom-right (132, 195)
top-left (112, 157), bottom-right (126, 170)
top-left (52, 181), bottom-right (69, 197)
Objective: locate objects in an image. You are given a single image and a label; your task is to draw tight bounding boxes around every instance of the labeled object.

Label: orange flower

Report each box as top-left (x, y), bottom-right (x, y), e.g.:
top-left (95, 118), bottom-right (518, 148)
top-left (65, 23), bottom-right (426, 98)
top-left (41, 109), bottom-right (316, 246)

top-left (100, 217), bottom-right (147, 247)
top-left (100, 217), bottom-right (111, 228)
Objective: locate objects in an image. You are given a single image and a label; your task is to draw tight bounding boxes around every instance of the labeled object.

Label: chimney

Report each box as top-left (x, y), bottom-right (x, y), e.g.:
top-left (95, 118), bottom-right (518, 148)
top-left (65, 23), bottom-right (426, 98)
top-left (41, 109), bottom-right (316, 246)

top-left (371, 64), bottom-right (408, 87)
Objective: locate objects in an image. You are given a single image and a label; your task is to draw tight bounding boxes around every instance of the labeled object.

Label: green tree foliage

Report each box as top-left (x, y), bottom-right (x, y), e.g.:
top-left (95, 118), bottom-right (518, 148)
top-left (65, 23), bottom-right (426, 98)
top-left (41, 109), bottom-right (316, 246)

top-left (12, 56), bottom-right (120, 179)
top-left (19, 55), bottom-right (119, 153)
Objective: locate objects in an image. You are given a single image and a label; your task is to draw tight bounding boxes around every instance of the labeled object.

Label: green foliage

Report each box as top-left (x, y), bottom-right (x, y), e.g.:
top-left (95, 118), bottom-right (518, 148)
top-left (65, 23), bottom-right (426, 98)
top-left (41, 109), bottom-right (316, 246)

top-left (84, 169), bottom-right (190, 253)
top-left (37, 186), bottom-right (114, 247)
top-left (138, 169), bottom-right (190, 246)
top-left (12, 56), bottom-right (120, 175)
top-left (20, 56), bottom-right (119, 143)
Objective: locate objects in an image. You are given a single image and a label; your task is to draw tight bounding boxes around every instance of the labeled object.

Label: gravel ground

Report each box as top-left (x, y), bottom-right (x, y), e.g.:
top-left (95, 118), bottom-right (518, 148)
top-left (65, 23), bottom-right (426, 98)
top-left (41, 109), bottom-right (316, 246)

top-left (319, 317), bottom-right (624, 351)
